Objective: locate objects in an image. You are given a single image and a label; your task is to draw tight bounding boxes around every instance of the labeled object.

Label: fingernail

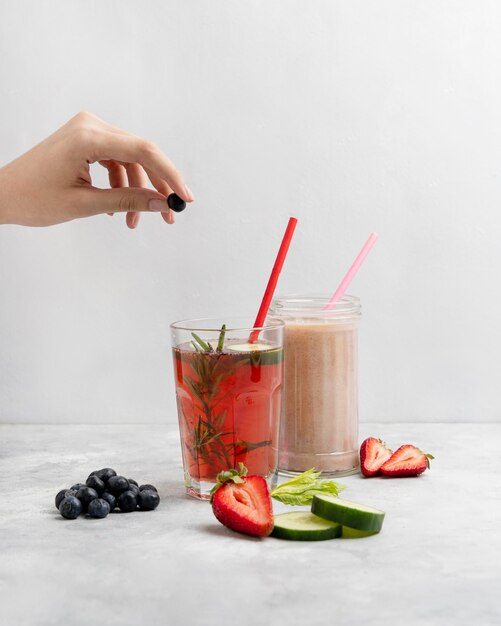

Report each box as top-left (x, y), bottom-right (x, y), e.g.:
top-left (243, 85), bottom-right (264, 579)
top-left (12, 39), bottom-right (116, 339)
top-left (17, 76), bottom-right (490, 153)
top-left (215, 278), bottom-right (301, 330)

top-left (149, 198), bottom-right (166, 212)
top-left (184, 185), bottom-right (194, 201)
top-left (131, 213), bottom-right (140, 228)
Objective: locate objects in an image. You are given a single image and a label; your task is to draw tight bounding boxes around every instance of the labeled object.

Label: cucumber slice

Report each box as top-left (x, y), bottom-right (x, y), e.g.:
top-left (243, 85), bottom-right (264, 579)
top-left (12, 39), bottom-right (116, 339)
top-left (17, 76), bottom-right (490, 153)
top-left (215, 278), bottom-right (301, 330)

top-left (226, 343), bottom-right (271, 352)
top-left (271, 511), bottom-right (342, 541)
top-left (311, 495), bottom-right (385, 532)
top-left (342, 527), bottom-right (379, 539)
top-left (225, 344), bottom-right (283, 365)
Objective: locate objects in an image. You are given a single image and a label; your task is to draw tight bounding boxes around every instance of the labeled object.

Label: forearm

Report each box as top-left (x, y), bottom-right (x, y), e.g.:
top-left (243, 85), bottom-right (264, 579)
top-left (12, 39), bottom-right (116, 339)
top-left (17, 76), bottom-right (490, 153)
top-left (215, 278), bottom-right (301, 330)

top-left (0, 166), bottom-right (8, 224)
top-left (0, 163), bottom-right (17, 225)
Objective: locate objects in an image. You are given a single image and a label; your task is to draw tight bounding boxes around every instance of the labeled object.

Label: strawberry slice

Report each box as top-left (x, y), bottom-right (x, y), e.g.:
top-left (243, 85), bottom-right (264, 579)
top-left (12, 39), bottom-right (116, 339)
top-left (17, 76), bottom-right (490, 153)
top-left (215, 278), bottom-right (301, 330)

top-left (380, 444), bottom-right (434, 477)
top-left (210, 464), bottom-right (274, 537)
top-left (359, 437), bottom-right (393, 477)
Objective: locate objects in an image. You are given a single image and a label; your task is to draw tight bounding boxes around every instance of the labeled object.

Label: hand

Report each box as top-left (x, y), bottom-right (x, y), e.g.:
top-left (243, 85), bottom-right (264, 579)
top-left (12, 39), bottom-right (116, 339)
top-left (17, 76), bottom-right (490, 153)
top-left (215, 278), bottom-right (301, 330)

top-left (0, 112), bottom-right (194, 228)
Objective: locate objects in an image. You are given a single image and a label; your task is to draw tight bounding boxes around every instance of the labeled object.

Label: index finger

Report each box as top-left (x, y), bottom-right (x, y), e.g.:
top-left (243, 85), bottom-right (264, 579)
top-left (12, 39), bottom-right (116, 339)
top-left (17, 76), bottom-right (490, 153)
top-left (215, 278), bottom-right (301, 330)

top-left (89, 131), bottom-right (194, 203)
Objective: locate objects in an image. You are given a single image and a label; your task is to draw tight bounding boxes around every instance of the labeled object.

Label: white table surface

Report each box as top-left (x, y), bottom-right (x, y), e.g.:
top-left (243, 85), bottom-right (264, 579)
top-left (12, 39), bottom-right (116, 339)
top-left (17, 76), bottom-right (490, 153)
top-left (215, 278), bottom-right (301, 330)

top-left (0, 422), bottom-right (499, 626)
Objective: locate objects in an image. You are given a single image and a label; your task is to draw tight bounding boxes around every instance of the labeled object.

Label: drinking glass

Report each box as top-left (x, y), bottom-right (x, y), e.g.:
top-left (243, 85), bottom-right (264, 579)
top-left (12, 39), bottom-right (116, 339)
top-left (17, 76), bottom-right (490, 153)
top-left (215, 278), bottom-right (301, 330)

top-left (170, 317), bottom-right (284, 499)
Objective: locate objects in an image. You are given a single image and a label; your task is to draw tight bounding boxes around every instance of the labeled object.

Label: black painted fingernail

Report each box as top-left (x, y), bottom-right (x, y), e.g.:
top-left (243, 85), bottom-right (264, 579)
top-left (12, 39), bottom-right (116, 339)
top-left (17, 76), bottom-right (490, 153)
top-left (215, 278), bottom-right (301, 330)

top-left (167, 193), bottom-right (186, 213)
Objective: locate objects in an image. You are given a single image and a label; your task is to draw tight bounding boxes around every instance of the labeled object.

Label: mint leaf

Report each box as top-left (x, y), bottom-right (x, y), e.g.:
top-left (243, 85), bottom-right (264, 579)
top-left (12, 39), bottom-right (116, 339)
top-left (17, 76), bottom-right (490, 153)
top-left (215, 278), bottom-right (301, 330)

top-left (270, 468), bottom-right (346, 506)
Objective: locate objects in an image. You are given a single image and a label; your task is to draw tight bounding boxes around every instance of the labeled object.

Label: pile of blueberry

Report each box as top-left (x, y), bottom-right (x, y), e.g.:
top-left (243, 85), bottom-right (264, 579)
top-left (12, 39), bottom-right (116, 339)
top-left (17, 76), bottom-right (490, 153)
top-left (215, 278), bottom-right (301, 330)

top-left (55, 467), bottom-right (160, 520)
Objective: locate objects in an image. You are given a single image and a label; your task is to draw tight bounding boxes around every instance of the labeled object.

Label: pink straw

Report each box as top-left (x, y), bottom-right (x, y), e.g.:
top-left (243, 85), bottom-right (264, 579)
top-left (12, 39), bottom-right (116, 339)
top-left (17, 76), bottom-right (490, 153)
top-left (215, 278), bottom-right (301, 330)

top-left (324, 232), bottom-right (378, 311)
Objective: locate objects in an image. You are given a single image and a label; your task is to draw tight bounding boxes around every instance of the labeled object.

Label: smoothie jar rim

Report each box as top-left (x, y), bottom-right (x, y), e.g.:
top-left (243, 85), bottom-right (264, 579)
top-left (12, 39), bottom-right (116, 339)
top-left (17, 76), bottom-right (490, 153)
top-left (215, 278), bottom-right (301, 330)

top-left (269, 294), bottom-right (361, 319)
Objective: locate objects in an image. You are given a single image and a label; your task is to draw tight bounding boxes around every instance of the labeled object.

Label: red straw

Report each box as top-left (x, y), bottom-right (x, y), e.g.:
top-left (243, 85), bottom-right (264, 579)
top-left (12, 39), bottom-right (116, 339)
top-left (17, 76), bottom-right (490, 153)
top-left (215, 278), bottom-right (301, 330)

top-left (250, 216), bottom-right (298, 343)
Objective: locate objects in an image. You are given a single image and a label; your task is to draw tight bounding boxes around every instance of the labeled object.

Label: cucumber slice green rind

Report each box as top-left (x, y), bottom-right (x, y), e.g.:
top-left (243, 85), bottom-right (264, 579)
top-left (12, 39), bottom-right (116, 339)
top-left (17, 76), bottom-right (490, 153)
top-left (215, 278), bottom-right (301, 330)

top-left (271, 511), bottom-right (342, 541)
top-left (177, 346), bottom-right (283, 365)
top-left (250, 347), bottom-right (283, 365)
top-left (311, 495), bottom-right (385, 532)
top-left (342, 527), bottom-right (379, 539)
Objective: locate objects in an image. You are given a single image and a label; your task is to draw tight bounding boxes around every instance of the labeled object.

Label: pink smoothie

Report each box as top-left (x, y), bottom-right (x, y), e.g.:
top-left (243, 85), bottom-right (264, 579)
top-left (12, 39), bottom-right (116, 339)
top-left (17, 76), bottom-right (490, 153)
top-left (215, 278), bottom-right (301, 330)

top-left (278, 317), bottom-right (359, 475)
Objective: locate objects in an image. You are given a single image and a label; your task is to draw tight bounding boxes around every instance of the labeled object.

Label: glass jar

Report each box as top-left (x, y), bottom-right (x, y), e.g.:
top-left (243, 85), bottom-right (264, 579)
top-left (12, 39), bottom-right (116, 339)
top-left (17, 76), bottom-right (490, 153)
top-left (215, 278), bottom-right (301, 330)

top-left (268, 295), bottom-right (361, 477)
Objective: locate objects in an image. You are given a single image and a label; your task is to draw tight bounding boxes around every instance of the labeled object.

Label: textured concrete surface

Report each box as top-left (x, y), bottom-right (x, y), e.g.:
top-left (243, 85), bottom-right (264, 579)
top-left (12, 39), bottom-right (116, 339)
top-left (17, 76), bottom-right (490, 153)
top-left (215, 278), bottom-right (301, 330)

top-left (0, 423), bottom-right (499, 626)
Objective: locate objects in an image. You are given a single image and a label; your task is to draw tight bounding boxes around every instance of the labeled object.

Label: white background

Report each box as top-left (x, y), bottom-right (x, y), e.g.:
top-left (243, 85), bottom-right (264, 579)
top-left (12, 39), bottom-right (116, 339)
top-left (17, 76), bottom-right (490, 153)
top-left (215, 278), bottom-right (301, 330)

top-left (0, 0), bottom-right (500, 424)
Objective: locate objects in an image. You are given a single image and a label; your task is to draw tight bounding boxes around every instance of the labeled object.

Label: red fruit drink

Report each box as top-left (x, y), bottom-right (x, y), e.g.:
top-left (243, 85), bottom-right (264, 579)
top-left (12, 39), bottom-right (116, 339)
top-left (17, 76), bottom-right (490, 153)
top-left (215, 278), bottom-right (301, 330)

top-left (172, 337), bottom-right (283, 499)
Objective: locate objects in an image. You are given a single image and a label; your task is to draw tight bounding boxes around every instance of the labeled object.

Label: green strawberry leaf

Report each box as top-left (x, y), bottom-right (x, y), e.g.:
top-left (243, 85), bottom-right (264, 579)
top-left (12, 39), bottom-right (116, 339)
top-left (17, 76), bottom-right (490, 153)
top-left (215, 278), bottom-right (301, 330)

top-left (424, 453), bottom-right (434, 468)
top-left (209, 463), bottom-right (248, 502)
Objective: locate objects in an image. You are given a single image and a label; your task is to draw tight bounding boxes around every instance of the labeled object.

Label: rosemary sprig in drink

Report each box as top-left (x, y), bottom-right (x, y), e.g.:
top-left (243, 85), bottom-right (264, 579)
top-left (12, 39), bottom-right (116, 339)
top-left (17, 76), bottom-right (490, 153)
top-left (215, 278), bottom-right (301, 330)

top-left (191, 324), bottom-right (226, 353)
top-left (191, 333), bottom-right (212, 352)
top-left (216, 324), bottom-right (226, 352)
top-left (185, 324), bottom-right (235, 470)
top-left (182, 324), bottom-right (270, 475)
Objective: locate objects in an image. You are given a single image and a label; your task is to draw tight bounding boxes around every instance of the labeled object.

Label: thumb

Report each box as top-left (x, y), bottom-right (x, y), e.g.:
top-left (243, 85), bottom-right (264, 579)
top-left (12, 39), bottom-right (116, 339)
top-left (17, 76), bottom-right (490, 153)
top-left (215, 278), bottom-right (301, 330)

top-left (76, 187), bottom-right (168, 218)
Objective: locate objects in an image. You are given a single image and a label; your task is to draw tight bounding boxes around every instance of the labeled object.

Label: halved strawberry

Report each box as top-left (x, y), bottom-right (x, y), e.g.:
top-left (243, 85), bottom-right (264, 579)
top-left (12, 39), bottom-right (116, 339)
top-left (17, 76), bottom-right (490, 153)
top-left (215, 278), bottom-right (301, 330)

top-left (380, 444), bottom-right (434, 477)
top-left (210, 464), bottom-right (274, 537)
top-left (359, 437), bottom-right (393, 477)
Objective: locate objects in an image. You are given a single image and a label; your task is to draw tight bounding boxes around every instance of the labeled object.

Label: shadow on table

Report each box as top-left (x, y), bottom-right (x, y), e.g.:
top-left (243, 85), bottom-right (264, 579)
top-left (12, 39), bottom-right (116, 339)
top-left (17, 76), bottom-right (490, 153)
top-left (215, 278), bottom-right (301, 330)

top-left (197, 523), bottom-right (263, 542)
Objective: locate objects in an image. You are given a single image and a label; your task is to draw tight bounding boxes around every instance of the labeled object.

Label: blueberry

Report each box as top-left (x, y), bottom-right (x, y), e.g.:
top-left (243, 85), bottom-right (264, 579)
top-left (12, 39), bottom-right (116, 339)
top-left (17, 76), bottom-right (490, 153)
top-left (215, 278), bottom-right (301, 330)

top-left (107, 476), bottom-right (129, 496)
top-left (86, 475), bottom-right (105, 494)
top-left (55, 489), bottom-right (76, 510)
top-left (117, 490), bottom-right (137, 513)
top-left (101, 492), bottom-right (116, 511)
top-left (75, 487), bottom-right (99, 512)
top-left (59, 496), bottom-right (82, 519)
top-left (96, 468), bottom-right (117, 483)
top-left (87, 498), bottom-right (111, 519)
top-left (167, 193), bottom-right (186, 213)
top-left (137, 489), bottom-right (160, 511)
top-left (70, 483), bottom-right (86, 492)
top-left (127, 478), bottom-right (138, 487)
top-left (87, 468), bottom-right (117, 483)
top-left (128, 483), bottom-right (140, 497)
top-left (139, 484), bottom-right (158, 493)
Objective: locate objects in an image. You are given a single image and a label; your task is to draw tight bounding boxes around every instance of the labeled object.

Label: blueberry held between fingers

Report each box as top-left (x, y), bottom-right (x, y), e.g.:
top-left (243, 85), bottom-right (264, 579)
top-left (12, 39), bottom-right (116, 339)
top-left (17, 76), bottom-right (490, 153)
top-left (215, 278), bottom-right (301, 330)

top-left (55, 489), bottom-right (76, 510)
top-left (101, 492), bottom-right (116, 511)
top-left (137, 489), bottom-right (160, 511)
top-left (117, 490), bottom-right (137, 513)
top-left (88, 498), bottom-right (111, 519)
top-left (139, 484), bottom-right (158, 493)
top-left (107, 476), bottom-right (129, 496)
top-left (167, 193), bottom-right (186, 213)
top-left (59, 496), bottom-right (82, 519)
top-left (75, 487), bottom-right (99, 512)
